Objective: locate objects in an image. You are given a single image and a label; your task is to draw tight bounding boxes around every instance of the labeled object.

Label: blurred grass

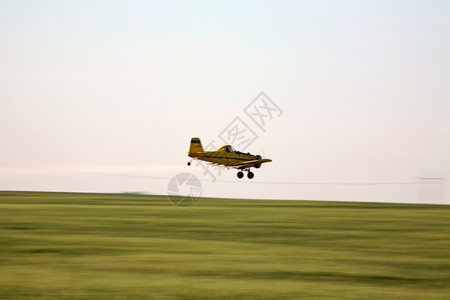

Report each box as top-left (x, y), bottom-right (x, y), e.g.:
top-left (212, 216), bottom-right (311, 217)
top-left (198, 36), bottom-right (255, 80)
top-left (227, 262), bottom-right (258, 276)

top-left (0, 191), bottom-right (449, 299)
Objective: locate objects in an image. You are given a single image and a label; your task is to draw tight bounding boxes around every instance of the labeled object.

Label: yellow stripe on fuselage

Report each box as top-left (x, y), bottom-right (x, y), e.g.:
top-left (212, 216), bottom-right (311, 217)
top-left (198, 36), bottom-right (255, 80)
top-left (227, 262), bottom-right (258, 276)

top-left (197, 151), bottom-right (257, 166)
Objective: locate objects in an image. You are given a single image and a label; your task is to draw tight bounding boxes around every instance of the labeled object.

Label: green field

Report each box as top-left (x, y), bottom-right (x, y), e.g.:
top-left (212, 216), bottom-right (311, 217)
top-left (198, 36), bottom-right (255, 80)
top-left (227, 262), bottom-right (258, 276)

top-left (1, 191), bottom-right (449, 299)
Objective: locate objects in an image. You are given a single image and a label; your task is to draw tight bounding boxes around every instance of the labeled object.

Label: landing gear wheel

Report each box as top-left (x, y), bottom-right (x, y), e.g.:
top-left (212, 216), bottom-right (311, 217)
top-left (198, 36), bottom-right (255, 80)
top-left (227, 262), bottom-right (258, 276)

top-left (187, 162), bottom-right (191, 166)
top-left (247, 172), bottom-right (254, 179)
top-left (237, 171), bottom-right (244, 179)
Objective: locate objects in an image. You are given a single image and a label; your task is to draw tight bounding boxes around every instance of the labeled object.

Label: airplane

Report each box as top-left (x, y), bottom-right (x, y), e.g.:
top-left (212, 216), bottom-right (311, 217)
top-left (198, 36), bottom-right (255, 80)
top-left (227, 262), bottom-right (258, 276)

top-left (187, 137), bottom-right (272, 179)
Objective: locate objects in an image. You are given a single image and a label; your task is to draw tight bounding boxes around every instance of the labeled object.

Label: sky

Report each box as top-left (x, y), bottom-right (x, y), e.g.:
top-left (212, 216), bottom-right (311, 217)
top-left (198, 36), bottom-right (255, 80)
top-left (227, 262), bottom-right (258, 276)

top-left (1, 0), bottom-right (450, 204)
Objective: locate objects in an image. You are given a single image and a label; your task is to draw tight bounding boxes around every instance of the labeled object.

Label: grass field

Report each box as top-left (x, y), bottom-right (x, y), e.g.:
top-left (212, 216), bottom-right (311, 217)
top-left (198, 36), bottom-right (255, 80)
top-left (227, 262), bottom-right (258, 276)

top-left (0, 191), bottom-right (449, 299)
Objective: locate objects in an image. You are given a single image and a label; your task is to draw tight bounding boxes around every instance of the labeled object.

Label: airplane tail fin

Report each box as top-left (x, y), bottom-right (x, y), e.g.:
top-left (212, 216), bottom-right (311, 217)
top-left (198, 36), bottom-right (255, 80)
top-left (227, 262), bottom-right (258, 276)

top-left (189, 137), bottom-right (204, 155)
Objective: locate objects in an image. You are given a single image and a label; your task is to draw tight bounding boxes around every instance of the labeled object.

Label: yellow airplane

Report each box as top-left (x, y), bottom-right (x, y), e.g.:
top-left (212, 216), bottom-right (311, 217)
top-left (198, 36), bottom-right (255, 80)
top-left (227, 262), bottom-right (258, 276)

top-left (187, 137), bottom-right (272, 179)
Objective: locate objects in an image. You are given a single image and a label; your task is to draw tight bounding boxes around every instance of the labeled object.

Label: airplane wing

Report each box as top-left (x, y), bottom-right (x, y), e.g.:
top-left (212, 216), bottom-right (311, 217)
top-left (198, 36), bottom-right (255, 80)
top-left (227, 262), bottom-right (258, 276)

top-left (228, 158), bottom-right (272, 168)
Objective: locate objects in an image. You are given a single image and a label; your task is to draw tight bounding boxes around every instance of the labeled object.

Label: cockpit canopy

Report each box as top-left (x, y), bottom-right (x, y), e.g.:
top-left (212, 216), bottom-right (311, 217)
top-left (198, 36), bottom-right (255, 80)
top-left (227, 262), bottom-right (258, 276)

top-left (218, 145), bottom-right (236, 153)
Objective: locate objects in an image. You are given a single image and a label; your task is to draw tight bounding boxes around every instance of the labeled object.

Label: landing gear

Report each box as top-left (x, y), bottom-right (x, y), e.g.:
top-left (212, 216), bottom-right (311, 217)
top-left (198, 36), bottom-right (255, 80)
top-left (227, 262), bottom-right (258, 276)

top-left (237, 168), bottom-right (254, 179)
top-left (187, 162), bottom-right (191, 166)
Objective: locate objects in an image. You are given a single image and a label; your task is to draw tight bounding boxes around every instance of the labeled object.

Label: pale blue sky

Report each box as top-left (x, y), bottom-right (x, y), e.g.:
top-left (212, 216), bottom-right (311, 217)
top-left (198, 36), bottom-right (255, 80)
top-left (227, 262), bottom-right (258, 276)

top-left (1, 1), bottom-right (449, 203)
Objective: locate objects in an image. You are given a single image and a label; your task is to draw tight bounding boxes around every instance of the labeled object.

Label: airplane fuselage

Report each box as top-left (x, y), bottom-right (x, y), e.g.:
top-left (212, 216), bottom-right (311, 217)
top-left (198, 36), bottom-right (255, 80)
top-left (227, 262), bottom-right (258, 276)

top-left (187, 137), bottom-right (271, 179)
top-left (188, 151), bottom-right (261, 168)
